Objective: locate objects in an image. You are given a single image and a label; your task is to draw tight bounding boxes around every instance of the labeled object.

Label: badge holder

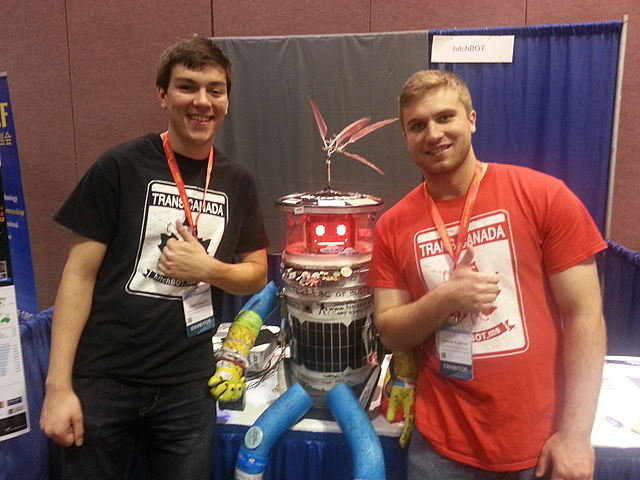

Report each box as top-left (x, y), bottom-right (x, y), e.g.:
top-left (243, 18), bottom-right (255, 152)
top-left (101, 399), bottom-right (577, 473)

top-left (437, 317), bottom-right (474, 381)
top-left (183, 282), bottom-right (215, 337)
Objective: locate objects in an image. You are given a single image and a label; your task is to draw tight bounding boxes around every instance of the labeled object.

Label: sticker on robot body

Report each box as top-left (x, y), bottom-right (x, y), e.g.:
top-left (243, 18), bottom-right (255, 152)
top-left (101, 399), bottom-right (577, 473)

top-left (126, 181), bottom-right (227, 300)
top-left (285, 295), bottom-right (372, 320)
top-left (291, 363), bottom-right (372, 390)
top-left (414, 210), bottom-right (529, 358)
top-left (285, 284), bottom-right (371, 301)
top-left (282, 266), bottom-right (368, 289)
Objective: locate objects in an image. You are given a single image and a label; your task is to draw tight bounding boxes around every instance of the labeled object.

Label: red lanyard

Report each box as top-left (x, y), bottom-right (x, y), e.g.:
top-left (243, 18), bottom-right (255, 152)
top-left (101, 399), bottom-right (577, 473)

top-left (425, 162), bottom-right (484, 264)
top-left (161, 132), bottom-right (214, 236)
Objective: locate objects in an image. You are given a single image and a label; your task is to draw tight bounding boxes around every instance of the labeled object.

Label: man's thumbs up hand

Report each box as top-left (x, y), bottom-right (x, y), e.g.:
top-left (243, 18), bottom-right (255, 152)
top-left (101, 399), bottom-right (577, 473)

top-left (157, 219), bottom-right (212, 281)
top-left (447, 244), bottom-right (500, 315)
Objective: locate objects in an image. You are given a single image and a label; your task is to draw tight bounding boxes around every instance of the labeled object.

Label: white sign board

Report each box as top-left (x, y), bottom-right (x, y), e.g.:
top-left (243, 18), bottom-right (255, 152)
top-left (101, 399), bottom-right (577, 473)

top-left (431, 35), bottom-right (515, 63)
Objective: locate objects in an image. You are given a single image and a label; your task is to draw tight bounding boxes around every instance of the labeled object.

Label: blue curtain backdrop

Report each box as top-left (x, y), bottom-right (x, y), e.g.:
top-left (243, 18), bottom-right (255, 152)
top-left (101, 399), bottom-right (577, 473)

top-left (429, 22), bottom-right (622, 232)
top-left (598, 240), bottom-right (640, 356)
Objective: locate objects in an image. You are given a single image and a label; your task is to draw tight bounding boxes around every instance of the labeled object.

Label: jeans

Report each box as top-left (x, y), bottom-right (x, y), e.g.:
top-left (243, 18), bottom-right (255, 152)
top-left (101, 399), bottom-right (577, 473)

top-left (407, 428), bottom-right (548, 480)
top-left (62, 376), bottom-right (215, 480)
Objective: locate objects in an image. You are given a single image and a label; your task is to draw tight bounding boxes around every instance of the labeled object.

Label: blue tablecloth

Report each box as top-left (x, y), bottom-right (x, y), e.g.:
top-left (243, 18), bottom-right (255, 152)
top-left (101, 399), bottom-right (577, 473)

top-left (216, 426), bottom-right (640, 480)
top-left (216, 424), bottom-right (406, 480)
top-left (128, 423), bottom-right (639, 480)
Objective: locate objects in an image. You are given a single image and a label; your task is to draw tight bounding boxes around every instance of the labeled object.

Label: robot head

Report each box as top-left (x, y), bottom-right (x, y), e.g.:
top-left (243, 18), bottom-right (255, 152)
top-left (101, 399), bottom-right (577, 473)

top-left (305, 214), bottom-right (356, 253)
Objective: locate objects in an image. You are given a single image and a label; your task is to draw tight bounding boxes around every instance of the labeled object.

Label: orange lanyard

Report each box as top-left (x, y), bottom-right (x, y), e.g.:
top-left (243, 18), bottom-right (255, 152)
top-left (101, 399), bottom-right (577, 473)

top-left (425, 162), bottom-right (483, 264)
top-left (160, 132), bottom-right (214, 236)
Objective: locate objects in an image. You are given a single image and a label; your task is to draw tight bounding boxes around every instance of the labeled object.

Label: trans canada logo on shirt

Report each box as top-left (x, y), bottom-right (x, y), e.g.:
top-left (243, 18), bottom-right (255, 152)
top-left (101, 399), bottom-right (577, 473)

top-left (126, 180), bottom-right (227, 300)
top-left (413, 210), bottom-right (529, 358)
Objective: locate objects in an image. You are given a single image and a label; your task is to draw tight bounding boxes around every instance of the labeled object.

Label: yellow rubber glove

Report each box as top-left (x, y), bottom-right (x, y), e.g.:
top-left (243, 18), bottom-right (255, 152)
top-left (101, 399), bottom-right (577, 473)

top-left (384, 350), bottom-right (418, 448)
top-left (208, 357), bottom-right (247, 402)
top-left (208, 310), bottom-right (262, 403)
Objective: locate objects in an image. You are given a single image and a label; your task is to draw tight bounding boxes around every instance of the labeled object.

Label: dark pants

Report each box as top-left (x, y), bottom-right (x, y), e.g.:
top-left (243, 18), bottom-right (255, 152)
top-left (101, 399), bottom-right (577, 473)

top-left (62, 376), bottom-right (215, 480)
top-left (407, 428), bottom-right (548, 480)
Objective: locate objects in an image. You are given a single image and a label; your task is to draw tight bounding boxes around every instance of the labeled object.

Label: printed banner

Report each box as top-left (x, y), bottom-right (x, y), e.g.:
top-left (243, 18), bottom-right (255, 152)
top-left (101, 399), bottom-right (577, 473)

top-left (0, 284), bottom-right (30, 441)
top-left (0, 74), bottom-right (38, 318)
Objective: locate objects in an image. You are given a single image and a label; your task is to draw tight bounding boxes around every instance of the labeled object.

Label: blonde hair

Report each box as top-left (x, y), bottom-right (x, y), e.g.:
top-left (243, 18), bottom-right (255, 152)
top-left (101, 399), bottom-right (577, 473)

top-left (398, 70), bottom-right (473, 117)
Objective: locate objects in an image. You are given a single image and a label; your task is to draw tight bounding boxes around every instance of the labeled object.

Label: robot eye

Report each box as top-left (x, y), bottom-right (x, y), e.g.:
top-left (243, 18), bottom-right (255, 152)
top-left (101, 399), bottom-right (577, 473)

top-left (315, 224), bottom-right (326, 237)
top-left (336, 224), bottom-right (347, 236)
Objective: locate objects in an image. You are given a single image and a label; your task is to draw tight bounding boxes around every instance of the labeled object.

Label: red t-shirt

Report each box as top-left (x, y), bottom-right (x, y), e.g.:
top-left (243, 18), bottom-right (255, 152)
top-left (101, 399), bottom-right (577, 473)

top-left (368, 163), bottom-right (606, 470)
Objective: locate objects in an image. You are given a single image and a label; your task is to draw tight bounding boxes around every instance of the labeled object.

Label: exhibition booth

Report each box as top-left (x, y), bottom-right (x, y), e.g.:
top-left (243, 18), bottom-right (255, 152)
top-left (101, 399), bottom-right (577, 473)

top-left (2, 20), bottom-right (640, 480)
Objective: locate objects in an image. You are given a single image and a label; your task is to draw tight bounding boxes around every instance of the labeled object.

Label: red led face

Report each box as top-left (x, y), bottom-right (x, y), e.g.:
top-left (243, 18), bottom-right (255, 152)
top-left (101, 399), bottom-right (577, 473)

top-left (305, 214), bottom-right (355, 253)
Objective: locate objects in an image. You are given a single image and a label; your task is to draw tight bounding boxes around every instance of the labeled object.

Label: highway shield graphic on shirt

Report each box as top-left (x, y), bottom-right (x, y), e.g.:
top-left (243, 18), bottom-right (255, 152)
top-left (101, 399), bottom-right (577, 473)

top-left (414, 210), bottom-right (529, 358)
top-left (126, 180), bottom-right (227, 300)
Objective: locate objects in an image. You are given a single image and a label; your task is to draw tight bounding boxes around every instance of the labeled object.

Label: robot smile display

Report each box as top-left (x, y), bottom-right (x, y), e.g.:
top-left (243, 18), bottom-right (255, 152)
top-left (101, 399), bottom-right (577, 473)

top-left (208, 100), bottom-right (402, 480)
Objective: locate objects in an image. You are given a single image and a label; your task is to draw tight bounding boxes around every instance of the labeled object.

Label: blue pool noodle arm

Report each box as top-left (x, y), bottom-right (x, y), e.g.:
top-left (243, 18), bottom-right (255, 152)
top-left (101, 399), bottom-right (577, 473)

top-left (240, 280), bottom-right (278, 320)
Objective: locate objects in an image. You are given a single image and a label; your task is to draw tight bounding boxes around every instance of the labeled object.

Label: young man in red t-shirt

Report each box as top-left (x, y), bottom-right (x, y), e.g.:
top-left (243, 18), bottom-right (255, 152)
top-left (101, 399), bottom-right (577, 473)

top-left (368, 70), bottom-right (606, 479)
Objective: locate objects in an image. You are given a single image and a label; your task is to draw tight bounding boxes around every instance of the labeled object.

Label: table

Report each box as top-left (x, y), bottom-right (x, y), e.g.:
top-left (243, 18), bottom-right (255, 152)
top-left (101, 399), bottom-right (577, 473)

top-left (591, 356), bottom-right (640, 449)
top-left (207, 354), bottom-right (640, 480)
top-left (591, 357), bottom-right (640, 480)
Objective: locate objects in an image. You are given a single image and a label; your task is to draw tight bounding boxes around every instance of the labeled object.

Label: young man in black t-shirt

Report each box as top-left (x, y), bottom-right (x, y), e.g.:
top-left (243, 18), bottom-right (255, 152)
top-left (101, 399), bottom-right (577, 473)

top-left (40, 37), bottom-right (268, 480)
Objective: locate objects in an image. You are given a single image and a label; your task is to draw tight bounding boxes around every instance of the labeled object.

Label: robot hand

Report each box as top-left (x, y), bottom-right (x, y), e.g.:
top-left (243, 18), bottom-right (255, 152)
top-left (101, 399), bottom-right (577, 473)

top-left (209, 316), bottom-right (261, 403)
top-left (382, 349), bottom-right (418, 448)
top-left (209, 281), bottom-right (278, 403)
top-left (386, 379), bottom-right (415, 448)
top-left (208, 358), bottom-right (247, 402)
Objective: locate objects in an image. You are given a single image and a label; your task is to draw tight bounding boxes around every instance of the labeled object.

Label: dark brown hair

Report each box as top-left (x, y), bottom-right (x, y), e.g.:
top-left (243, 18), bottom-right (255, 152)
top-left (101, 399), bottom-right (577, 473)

top-left (156, 36), bottom-right (232, 93)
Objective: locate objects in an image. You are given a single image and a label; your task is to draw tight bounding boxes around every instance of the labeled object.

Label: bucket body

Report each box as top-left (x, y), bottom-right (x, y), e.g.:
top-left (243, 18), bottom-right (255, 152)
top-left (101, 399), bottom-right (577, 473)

top-left (276, 188), bottom-right (383, 394)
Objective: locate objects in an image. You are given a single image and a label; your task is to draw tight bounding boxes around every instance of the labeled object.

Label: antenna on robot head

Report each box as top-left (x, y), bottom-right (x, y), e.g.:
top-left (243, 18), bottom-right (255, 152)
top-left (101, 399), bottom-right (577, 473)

top-left (308, 98), bottom-right (398, 187)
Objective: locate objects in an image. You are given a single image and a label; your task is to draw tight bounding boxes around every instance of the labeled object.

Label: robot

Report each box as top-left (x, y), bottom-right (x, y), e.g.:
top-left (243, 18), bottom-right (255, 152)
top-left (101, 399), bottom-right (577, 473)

top-left (208, 100), bottom-right (416, 479)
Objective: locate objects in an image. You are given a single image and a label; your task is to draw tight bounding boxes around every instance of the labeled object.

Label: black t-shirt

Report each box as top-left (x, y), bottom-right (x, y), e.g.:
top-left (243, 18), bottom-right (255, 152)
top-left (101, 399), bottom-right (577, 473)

top-left (55, 133), bottom-right (268, 384)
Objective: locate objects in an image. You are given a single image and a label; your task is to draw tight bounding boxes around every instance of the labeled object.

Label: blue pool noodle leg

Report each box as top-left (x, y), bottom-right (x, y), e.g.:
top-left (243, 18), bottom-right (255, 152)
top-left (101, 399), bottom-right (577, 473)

top-left (327, 383), bottom-right (386, 480)
top-left (234, 383), bottom-right (312, 479)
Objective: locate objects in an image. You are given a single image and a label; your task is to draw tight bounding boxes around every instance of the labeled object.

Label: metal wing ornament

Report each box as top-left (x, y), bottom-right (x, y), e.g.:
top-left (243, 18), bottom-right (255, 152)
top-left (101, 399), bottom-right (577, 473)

top-left (308, 98), bottom-right (398, 186)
